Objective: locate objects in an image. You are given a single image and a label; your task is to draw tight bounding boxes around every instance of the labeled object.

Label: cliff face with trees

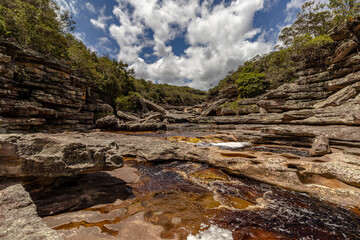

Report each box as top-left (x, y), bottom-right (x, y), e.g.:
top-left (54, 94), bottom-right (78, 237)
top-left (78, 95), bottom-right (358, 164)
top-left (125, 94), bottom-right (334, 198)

top-left (209, 0), bottom-right (360, 100)
top-left (199, 0), bottom-right (360, 150)
top-left (0, 0), bottom-right (206, 132)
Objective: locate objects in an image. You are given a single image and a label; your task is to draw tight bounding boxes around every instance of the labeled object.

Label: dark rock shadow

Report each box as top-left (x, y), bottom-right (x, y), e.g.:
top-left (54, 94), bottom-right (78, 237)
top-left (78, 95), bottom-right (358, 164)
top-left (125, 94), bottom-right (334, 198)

top-left (21, 172), bottom-right (134, 217)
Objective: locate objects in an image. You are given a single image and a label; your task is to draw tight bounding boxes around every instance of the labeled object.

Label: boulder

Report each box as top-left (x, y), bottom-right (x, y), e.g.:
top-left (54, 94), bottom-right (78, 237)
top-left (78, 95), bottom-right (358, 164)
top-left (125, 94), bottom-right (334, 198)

top-left (310, 135), bottom-right (331, 156)
top-left (141, 112), bottom-right (164, 123)
top-left (95, 115), bottom-right (121, 130)
top-left (0, 178), bottom-right (63, 240)
top-left (165, 112), bottom-right (196, 123)
top-left (0, 134), bottom-right (124, 177)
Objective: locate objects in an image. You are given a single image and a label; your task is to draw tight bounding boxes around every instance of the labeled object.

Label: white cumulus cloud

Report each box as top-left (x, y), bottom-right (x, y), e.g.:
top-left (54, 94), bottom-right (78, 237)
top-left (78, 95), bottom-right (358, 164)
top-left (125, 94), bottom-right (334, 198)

top-left (110, 0), bottom-right (276, 90)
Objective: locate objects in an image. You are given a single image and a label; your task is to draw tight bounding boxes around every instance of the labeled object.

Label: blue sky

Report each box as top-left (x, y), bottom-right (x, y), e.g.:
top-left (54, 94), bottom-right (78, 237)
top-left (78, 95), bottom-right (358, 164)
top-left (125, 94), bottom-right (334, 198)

top-left (55, 0), bottom-right (313, 90)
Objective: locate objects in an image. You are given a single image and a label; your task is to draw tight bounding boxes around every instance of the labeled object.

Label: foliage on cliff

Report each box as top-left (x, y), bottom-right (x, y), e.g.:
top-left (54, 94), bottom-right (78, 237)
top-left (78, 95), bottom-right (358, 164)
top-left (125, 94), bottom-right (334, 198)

top-left (209, 0), bottom-right (358, 100)
top-left (0, 0), bottom-right (206, 109)
top-left (134, 79), bottom-right (206, 106)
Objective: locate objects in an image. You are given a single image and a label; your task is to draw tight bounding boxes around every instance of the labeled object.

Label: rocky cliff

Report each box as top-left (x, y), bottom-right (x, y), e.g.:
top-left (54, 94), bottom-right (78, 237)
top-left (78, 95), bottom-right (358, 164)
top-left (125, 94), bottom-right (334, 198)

top-left (196, 21), bottom-right (360, 148)
top-left (0, 40), bottom-right (113, 132)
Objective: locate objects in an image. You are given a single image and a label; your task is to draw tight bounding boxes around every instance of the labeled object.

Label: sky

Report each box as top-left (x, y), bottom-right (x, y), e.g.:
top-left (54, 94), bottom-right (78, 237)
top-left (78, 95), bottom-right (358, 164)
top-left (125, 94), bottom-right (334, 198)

top-left (55, 0), bottom-right (313, 90)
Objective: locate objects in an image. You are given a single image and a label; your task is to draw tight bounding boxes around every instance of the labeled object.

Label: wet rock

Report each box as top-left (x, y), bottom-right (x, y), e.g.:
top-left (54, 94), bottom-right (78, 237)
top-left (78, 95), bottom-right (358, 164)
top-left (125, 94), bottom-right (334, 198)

top-left (43, 161), bottom-right (360, 240)
top-left (24, 171), bottom-right (132, 216)
top-left (0, 178), bottom-right (63, 240)
top-left (310, 135), bottom-right (331, 156)
top-left (1, 132), bottom-right (360, 209)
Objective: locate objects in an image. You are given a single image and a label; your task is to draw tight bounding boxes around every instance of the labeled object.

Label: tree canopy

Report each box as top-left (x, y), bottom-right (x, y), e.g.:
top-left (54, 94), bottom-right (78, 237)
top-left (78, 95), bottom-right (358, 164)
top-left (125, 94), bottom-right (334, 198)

top-left (279, 0), bottom-right (360, 47)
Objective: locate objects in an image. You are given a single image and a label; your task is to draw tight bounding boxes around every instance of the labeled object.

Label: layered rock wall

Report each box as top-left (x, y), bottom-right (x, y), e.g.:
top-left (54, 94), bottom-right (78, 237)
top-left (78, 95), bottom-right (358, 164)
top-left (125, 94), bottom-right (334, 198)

top-left (205, 20), bottom-right (360, 121)
top-left (0, 40), bottom-right (112, 132)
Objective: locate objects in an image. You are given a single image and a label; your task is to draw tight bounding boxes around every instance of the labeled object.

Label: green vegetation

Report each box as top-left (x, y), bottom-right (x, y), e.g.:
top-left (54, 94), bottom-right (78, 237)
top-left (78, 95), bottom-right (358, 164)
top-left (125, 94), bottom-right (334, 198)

top-left (210, 0), bottom-right (356, 100)
top-left (0, 0), bottom-right (206, 111)
top-left (115, 81), bottom-right (207, 112)
top-left (235, 72), bottom-right (267, 98)
top-left (134, 79), bottom-right (206, 106)
top-left (0, 0), bottom-right (73, 58)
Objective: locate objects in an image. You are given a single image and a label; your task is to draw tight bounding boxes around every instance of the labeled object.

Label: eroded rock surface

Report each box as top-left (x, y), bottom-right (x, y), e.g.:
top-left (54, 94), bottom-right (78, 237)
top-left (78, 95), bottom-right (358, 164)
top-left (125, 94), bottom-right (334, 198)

top-left (0, 178), bottom-right (63, 240)
top-left (0, 40), bottom-right (113, 132)
top-left (0, 133), bottom-right (124, 177)
top-left (310, 135), bottom-right (331, 156)
top-left (1, 132), bottom-right (359, 209)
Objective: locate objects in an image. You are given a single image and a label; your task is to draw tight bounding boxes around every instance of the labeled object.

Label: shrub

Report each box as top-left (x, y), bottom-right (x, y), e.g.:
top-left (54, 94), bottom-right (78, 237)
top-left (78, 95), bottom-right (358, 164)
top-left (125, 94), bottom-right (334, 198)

top-left (235, 72), bottom-right (268, 98)
top-left (115, 92), bottom-right (140, 112)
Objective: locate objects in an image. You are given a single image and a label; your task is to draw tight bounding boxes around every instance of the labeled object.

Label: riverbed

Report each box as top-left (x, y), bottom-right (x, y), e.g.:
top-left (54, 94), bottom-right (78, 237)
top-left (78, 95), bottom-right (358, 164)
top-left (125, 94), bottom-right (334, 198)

top-left (31, 128), bottom-right (360, 240)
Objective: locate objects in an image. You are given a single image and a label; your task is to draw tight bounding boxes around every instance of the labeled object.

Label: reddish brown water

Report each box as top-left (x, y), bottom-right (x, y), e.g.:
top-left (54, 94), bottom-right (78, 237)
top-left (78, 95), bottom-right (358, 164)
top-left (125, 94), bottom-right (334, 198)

top-left (43, 160), bottom-right (360, 240)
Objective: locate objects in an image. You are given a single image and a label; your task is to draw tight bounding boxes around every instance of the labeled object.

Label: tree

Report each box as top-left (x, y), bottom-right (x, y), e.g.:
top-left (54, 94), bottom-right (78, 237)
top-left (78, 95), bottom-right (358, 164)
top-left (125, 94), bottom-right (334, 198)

top-left (329, 0), bottom-right (360, 24)
top-left (279, 1), bottom-right (334, 46)
top-left (0, 0), bottom-right (75, 58)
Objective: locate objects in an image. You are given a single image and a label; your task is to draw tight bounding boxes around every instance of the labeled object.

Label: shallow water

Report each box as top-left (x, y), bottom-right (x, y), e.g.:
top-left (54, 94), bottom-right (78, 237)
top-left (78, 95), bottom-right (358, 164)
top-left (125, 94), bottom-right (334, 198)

top-left (43, 160), bottom-right (360, 240)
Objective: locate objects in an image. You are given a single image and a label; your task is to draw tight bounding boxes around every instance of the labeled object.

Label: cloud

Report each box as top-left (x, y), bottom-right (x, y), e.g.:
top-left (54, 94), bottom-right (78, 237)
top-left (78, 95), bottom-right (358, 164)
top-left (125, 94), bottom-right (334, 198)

top-left (88, 37), bottom-right (116, 58)
top-left (73, 32), bottom-right (86, 42)
top-left (54, 0), bottom-right (79, 16)
top-left (263, 0), bottom-right (280, 12)
top-left (286, 0), bottom-right (308, 10)
top-left (85, 2), bottom-right (96, 14)
top-left (90, 6), bottom-right (112, 30)
top-left (109, 0), bottom-right (274, 90)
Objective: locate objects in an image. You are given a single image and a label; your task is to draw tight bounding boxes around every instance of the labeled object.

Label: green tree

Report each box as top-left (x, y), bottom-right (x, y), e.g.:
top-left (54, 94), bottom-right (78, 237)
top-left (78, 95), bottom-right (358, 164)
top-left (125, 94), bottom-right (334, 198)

top-left (329, 0), bottom-right (360, 24)
top-left (279, 1), bottom-right (334, 46)
top-left (0, 0), bottom-right (74, 58)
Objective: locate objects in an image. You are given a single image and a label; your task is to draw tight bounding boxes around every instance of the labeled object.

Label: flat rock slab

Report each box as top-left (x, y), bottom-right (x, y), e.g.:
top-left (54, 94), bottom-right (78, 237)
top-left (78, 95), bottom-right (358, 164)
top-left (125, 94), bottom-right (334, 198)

top-left (0, 133), bottom-right (124, 177)
top-left (1, 132), bottom-right (360, 208)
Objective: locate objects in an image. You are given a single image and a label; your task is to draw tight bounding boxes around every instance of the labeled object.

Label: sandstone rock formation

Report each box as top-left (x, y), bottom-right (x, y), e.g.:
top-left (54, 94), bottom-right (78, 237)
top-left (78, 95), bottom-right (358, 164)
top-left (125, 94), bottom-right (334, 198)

top-left (95, 113), bottom-right (166, 131)
top-left (0, 40), bottom-right (113, 132)
top-left (0, 133), bottom-right (124, 177)
top-left (203, 21), bottom-right (360, 127)
top-left (0, 178), bottom-right (63, 240)
top-left (1, 132), bottom-right (359, 208)
top-left (310, 135), bottom-right (331, 156)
